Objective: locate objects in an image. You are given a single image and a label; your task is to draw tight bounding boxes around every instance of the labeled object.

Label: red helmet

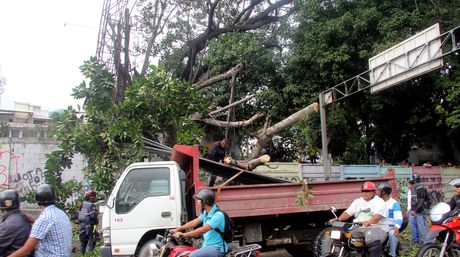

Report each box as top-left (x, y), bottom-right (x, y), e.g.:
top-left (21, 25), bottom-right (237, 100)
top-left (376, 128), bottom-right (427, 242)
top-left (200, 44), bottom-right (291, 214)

top-left (361, 181), bottom-right (376, 191)
top-left (85, 191), bottom-right (96, 198)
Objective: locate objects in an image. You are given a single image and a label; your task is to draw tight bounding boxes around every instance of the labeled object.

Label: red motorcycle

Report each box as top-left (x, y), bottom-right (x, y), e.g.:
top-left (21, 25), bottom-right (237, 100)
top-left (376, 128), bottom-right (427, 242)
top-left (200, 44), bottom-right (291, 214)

top-left (139, 231), bottom-right (261, 257)
top-left (416, 202), bottom-right (460, 257)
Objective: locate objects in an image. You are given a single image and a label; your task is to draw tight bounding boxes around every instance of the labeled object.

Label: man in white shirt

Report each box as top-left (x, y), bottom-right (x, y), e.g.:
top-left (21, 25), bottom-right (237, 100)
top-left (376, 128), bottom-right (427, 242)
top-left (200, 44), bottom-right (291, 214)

top-left (377, 182), bottom-right (403, 257)
top-left (330, 181), bottom-right (388, 257)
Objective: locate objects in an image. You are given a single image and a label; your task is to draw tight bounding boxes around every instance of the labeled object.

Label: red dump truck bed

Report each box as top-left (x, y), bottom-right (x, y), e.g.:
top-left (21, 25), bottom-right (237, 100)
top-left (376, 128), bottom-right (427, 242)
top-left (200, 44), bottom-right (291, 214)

top-left (212, 176), bottom-right (395, 218)
top-left (170, 144), bottom-right (397, 219)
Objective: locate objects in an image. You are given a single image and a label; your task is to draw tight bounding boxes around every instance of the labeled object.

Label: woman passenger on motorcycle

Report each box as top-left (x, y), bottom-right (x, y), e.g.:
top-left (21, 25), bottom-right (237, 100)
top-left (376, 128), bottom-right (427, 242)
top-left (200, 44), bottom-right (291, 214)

top-left (171, 188), bottom-right (228, 257)
top-left (329, 181), bottom-right (389, 257)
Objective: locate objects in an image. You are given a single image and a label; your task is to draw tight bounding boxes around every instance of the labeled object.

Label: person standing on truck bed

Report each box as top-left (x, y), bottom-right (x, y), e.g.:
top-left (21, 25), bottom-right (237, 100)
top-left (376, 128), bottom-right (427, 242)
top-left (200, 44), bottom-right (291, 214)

top-left (7, 184), bottom-right (72, 257)
top-left (0, 190), bottom-right (33, 257)
top-left (205, 138), bottom-right (230, 186)
top-left (171, 188), bottom-right (228, 257)
top-left (329, 181), bottom-right (389, 257)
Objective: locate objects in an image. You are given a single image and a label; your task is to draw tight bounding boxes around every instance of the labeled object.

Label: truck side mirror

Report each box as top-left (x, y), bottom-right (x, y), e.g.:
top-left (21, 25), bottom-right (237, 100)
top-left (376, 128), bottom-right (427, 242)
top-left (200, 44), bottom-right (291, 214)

top-left (95, 200), bottom-right (106, 206)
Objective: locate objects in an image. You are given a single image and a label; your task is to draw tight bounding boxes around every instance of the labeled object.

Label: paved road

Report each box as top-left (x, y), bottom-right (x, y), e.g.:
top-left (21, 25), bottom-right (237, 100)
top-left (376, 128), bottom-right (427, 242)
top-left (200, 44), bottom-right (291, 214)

top-left (261, 249), bottom-right (292, 257)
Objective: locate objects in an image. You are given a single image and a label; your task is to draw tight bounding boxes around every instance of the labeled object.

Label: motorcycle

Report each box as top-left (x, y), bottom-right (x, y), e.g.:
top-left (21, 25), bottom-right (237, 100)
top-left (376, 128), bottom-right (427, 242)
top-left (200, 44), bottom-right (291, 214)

top-left (139, 231), bottom-right (261, 257)
top-left (416, 202), bottom-right (460, 257)
top-left (320, 207), bottom-right (396, 257)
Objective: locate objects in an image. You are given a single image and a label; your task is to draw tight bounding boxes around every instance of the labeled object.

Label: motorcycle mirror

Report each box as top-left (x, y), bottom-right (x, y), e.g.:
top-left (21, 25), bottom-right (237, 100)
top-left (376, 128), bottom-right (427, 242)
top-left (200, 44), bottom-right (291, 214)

top-left (331, 206), bottom-right (338, 218)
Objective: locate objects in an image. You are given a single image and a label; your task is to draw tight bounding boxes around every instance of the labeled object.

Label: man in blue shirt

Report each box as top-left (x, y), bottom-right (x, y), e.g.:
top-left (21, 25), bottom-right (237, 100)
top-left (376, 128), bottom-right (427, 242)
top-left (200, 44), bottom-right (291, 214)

top-left (377, 182), bottom-right (404, 257)
top-left (172, 188), bottom-right (227, 257)
top-left (8, 184), bottom-right (72, 257)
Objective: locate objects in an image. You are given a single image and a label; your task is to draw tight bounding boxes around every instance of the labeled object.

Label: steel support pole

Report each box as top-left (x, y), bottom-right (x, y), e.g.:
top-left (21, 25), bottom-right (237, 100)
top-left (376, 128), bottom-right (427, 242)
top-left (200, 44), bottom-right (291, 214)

top-left (319, 93), bottom-right (331, 180)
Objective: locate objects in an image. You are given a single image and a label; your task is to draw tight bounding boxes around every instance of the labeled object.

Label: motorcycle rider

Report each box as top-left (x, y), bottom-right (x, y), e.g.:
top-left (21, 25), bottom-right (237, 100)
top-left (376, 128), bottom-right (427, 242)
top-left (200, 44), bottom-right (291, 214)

top-left (78, 190), bottom-right (99, 255)
top-left (0, 190), bottom-right (33, 257)
top-left (409, 173), bottom-right (430, 244)
top-left (329, 181), bottom-right (389, 257)
top-left (171, 188), bottom-right (228, 257)
top-left (447, 177), bottom-right (460, 211)
top-left (8, 184), bottom-right (72, 257)
top-left (376, 182), bottom-right (403, 257)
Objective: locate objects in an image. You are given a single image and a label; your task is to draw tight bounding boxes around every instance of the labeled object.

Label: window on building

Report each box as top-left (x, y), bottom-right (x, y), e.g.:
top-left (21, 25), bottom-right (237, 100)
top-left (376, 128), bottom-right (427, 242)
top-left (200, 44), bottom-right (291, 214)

top-left (10, 130), bottom-right (20, 138)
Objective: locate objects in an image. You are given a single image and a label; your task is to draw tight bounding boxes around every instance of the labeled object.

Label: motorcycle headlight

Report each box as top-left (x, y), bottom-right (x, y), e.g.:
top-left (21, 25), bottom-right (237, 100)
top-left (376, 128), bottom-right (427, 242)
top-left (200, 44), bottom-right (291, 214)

top-left (330, 230), bottom-right (341, 240)
top-left (102, 227), bottom-right (111, 246)
top-left (430, 202), bottom-right (451, 223)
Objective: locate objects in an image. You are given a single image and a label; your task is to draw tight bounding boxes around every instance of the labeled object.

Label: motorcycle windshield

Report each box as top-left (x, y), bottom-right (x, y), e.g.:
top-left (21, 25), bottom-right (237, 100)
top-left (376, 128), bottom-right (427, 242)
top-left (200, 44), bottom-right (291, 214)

top-left (430, 202), bottom-right (451, 223)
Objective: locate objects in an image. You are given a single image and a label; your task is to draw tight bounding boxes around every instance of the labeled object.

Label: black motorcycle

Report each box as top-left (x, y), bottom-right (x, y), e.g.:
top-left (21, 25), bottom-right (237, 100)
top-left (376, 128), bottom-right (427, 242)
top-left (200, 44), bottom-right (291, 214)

top-left (318, 207), bottom-right (400, 257)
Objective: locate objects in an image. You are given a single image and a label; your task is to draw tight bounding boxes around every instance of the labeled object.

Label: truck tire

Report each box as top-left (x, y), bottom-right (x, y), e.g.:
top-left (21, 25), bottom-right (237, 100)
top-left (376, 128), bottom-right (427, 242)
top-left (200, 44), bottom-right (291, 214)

top-left (313, 227), bottom-right (339, 257)
top-left (138, 239), bottom-right (162, 257)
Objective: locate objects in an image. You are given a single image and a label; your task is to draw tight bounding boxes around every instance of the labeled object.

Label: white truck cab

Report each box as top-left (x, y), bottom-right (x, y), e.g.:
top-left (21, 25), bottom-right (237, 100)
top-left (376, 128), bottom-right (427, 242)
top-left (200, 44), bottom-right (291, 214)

top-left (100, 161), bottom-right (187, 257)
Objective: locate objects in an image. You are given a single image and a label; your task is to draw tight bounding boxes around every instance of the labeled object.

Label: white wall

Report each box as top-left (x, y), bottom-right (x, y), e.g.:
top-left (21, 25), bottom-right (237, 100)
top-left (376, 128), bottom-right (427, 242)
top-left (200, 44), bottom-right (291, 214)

top-left (0, 138), bottom-right (85, 195)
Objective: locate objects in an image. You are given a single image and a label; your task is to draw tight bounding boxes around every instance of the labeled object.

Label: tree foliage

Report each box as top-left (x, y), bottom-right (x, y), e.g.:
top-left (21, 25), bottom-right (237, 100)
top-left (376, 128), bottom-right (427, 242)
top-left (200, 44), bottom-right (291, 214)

top-left (47, 0), bottom-right (460, 194)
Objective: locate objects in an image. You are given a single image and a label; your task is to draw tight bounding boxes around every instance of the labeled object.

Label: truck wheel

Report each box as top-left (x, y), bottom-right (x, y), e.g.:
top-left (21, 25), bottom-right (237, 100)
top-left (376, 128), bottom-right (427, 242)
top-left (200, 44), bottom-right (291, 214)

top-left (138, 239), bottom-right (162, 257)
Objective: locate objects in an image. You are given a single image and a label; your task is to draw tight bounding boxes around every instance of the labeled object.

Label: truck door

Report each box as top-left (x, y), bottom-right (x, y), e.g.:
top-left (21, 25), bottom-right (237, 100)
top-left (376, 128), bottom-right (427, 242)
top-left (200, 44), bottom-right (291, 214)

top-left (110, 166), bottom-right (180, 255)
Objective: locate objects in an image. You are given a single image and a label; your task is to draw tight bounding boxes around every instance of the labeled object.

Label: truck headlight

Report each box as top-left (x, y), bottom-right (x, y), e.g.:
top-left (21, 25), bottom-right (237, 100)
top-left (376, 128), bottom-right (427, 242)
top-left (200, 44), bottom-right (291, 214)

top-left (102, 227), bottom-right (111, 246)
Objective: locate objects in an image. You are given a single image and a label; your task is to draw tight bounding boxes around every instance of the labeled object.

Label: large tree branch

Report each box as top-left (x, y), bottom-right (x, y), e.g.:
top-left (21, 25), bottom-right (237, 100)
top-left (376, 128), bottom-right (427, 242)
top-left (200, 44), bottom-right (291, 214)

top-left (250, 102), bottom-right (319, 158)
top-left (196, 63), bottom-right (245, 89)
top-left (209, 94), bottom-right (255, 116)
top-left (180, 0), bottom-right (293, 81)
top-left (194, 113), bottom-right (265, 128)
top-left (233, 0), bottom-right (263, 25)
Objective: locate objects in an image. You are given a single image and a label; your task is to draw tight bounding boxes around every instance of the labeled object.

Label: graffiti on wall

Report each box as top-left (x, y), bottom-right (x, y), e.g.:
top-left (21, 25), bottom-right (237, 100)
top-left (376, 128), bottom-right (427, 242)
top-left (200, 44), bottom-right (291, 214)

top-left (0, 151), bottom-right (44, 193)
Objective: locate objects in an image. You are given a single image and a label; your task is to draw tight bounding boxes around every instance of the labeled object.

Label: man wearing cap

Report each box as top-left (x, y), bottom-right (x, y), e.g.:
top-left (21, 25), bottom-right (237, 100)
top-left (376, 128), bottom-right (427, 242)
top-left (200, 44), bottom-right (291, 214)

top-left (329, 181), bottom-right (388, 257)
top-left (8, 184), bottom-right (72, 257)
top-left (0, 190), bottom-right (33, 257)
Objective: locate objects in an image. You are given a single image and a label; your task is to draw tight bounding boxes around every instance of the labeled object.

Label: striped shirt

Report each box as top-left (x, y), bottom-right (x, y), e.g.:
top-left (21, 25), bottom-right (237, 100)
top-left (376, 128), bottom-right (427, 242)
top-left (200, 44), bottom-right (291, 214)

top-left (30, 205), bottom-right (72, 257)
top-left (383, 197), bottom-right (403, 229)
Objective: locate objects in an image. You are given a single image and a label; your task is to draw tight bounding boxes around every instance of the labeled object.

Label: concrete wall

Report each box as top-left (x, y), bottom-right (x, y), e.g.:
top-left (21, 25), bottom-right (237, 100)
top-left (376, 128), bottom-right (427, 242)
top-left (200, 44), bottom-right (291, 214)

top-left (0, 137), bottom-right (86, 195)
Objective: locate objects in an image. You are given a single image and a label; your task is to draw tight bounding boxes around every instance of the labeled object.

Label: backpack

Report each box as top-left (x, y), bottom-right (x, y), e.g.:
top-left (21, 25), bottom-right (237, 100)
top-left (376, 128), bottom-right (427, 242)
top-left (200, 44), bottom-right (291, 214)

top-left (214, 209), bottom-right (234, 243)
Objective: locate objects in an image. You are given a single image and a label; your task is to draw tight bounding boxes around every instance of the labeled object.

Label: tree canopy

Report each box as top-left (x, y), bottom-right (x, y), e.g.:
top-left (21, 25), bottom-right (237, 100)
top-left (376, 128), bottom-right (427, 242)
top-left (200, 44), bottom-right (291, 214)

top-left (45, 0), bottom-right (460, 192)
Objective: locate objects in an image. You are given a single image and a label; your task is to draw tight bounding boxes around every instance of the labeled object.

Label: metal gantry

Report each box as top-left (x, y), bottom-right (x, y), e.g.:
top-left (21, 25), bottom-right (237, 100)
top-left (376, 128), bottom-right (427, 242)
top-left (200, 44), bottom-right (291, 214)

top-left (319, 25), bottom-right (460, 179)
top-left (96, 0), bottom-right (129, 73)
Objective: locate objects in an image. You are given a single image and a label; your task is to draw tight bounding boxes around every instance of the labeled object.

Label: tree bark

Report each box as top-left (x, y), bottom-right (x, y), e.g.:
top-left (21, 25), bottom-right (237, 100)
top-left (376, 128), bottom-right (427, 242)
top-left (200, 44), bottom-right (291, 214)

top-left (194, 113), bottom-right (265, 127)
top-left (196, 63), bottom-right (245, 90)
top-left (250, 102), bottom-right (319, 158)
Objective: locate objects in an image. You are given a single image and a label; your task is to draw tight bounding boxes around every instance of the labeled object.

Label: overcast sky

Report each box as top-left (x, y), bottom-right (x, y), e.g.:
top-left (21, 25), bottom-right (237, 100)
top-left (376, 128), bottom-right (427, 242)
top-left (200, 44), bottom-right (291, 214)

top-left (0, 0), bottom-right (103, 112)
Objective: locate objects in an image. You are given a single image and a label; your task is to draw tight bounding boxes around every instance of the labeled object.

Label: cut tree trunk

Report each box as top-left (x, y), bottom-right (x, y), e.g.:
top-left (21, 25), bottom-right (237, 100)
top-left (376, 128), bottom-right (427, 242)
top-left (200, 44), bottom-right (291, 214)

top-left (250, 102), bottom-right (318, 159)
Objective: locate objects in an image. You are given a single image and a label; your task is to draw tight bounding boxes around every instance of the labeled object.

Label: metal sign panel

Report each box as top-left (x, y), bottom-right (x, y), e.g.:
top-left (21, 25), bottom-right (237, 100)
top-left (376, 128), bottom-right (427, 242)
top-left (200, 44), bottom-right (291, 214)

top-left (369, 23), bottom-right (443, 93)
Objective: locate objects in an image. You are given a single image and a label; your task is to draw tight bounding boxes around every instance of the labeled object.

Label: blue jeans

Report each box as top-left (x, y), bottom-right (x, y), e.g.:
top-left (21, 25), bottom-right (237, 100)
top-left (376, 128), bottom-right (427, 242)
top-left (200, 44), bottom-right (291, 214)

top-left (409, 214), bottom-right (420, 244)
top-left (415, 213), bottom-right (428, 244)
top-left (387, 229), bottom-right (398, 257)
top-left (190, 246), bottom-right (225, 257)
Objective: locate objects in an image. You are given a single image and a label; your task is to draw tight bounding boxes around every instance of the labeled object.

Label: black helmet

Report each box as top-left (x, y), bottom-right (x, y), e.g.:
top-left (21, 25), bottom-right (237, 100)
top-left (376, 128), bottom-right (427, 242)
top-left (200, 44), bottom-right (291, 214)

top-left (193, 188), bottom-right (215, 206)
top-left (0, 190), bottom-right (20, 210)
top-left (409, 173), bottom-right (421, 184)
top-left (377, 182), bottom-right (392, 195)
top-left (35, 184), bottom-right (56, 205)
top-left (449, 177), bottom-right (460, 187)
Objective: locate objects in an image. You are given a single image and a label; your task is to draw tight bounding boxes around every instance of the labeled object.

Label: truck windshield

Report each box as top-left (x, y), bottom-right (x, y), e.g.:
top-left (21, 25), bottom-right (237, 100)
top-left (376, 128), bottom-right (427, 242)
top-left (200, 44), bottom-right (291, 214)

top-left (116, 167), bottom-right (170, 214)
